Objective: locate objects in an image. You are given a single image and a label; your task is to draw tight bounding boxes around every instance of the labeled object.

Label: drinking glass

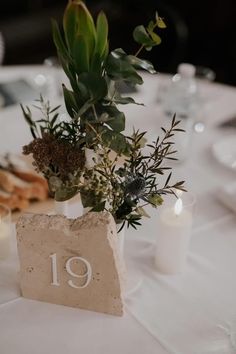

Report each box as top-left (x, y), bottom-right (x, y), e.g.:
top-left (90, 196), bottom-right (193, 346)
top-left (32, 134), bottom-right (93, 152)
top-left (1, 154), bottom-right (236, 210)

top-left (0, 204), bottom-right (12, 260)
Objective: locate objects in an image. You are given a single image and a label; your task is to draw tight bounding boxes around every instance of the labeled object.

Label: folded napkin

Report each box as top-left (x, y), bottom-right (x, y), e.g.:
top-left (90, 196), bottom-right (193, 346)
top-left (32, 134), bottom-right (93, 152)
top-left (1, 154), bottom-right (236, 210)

top-left (217, 181), bottom-right (236, 214)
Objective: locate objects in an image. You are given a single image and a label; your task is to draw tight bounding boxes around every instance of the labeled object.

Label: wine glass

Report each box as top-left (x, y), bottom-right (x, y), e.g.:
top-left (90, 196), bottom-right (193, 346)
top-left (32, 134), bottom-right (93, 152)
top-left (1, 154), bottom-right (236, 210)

top-left (194, 65), bottom-right (216, 133)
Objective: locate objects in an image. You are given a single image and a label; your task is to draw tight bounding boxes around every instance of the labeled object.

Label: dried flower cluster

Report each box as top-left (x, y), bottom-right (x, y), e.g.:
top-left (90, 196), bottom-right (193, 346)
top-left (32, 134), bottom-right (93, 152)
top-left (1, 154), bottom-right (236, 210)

top-left (23, 133), bottom-right (85, 182)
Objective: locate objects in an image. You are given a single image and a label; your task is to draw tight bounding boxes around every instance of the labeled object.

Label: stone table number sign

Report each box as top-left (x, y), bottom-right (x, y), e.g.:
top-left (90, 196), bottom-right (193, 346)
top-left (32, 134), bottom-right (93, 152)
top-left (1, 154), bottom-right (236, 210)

top-left (16, 212), bottom-right (126, 316)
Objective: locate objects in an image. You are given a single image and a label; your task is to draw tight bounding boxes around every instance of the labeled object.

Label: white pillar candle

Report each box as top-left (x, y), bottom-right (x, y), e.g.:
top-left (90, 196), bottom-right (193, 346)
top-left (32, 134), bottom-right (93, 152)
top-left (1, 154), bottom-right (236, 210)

top-left (155, 196), bottom-right (194, 274)
top-left (0, 221), bottom-right (11, 260)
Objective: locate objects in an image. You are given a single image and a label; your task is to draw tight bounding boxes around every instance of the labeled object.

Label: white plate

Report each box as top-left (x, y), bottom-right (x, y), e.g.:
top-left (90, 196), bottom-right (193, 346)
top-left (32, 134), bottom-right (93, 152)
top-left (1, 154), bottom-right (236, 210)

top-left (212, 135), bottom-right (236, 171)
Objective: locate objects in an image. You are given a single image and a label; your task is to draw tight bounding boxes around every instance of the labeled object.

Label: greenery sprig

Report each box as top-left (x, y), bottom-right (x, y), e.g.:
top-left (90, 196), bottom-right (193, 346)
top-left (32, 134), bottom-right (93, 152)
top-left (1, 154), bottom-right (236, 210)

top-left (79, 115), bottom-right (186, 230)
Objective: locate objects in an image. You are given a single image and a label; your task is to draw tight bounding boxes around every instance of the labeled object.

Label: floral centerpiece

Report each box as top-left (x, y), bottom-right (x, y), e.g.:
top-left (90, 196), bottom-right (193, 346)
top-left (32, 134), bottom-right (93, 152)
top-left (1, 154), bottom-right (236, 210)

top-left (21, 0), bottom-right (185, 231)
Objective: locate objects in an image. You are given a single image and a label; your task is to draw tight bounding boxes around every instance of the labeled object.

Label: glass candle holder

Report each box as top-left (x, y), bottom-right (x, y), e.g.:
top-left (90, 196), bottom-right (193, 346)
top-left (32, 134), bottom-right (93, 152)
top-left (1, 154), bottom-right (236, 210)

top-left (0, 204), bottom-right (11, 260)
top-left (155, 192), bottom-right (195, 274)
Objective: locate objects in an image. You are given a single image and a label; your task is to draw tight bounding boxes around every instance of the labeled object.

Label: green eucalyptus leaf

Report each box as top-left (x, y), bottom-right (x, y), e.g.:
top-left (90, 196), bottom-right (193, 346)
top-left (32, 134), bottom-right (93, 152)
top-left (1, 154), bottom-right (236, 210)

top-left (149, 31), bottom-right (162, 45)
top-left (104, 106), bottom-right (125, 132)
top-left (96, 104), bottom-right (126, 131)
top-left (133, 25), bottom-right (149, 44)
top-left (156, 16), bottom-right (166, 29)
top-left (55, 186), bottom-right (78, 201)
top-left (127, 55), bottom-right (156, 74)
top-left (101, 128), bottom-right (129, 154)
top-left (148, 20), bottom-right (155, 32)
top-left (111, 48), bottom-right (126, 59)
top-left (155, 11), bottom-right (159, 22)
top-left (106, 51), bottom-right (143, 85)
top-left (105, 91), bottom-right (143, 105)
top-left (113, 96), bottom-right (138, 105)
top-left (133, 25), bottom-right (154, 46)
top-left (48, 176), bottom-right (63, 193)
top-left (80, 190), bottom-right (101, 208)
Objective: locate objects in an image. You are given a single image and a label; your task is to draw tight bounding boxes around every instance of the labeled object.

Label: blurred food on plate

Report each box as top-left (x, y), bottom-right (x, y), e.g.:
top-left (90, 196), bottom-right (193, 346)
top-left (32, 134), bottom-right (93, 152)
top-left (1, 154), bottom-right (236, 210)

top-left (0, 154), bottom-right (48, 211)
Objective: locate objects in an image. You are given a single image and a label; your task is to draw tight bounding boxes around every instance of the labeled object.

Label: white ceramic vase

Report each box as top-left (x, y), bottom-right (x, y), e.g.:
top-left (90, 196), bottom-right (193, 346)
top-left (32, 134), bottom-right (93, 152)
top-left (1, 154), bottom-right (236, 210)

top-left (54, 200), bottom-right (69, 217)
top-left (117, 226), bottom-right (125, 257)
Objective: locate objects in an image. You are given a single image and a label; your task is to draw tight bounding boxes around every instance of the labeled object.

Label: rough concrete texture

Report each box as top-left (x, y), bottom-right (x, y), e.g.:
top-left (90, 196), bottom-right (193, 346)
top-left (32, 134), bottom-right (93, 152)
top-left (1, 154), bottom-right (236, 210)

top-left (16, 212), bottom-right (126, 316)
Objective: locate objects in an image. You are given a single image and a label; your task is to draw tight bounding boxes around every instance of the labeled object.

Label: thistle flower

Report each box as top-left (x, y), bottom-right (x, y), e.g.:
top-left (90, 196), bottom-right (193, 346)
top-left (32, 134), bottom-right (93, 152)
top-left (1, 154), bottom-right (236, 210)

top-left (125, 175), bottom-right (146, 197)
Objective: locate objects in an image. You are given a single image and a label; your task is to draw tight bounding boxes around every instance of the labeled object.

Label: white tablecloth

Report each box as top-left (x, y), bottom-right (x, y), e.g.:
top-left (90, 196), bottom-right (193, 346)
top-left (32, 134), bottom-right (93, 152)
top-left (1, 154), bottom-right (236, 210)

top-left (0, 66), bottom-right (236, 354)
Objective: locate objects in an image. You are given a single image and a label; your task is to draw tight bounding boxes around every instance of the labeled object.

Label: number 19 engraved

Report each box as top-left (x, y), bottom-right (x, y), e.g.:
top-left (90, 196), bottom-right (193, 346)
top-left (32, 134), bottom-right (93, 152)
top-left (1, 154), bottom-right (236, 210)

top-left (49, 253), bottom-right (92, 289)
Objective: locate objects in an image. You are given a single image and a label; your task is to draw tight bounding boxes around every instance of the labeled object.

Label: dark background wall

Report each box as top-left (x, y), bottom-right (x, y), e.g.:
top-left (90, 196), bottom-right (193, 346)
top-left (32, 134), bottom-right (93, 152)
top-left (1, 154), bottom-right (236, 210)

top-left (1, 0), bottom-right (236, 85)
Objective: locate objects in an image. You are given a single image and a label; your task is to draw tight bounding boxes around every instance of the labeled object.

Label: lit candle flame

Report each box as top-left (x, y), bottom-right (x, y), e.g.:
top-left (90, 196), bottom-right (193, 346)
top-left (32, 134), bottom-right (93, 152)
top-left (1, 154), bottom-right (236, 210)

top-left (174, 198), bottom-right (183, 216)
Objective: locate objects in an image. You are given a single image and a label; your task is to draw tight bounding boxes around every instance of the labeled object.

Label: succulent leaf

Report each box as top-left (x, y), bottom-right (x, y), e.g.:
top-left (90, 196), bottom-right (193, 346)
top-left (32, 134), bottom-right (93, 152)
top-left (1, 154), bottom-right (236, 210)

top-left (73, 34), bottom-right (90, 72)
top-left (95, 11), bottom-right (109, 58)
top-left (62, 85), bottom-right (78, 117)
top-left (51, 19), bottom-right (70, 61)
top-left (76, 1), bottom-right (96, 58)
top-left (63, 1), bottom-right (78, 50)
